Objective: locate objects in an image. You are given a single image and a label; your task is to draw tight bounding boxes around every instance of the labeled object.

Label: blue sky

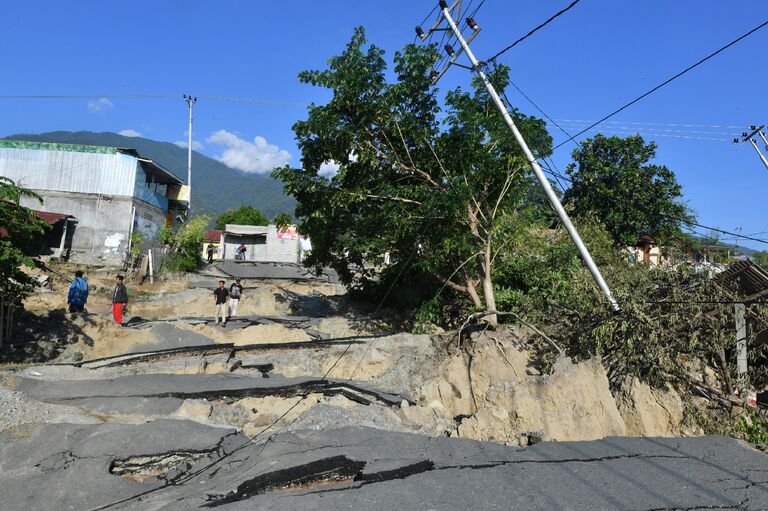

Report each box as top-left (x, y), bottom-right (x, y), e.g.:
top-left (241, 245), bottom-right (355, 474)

top-left (1, 1), bottom-right (767, 248)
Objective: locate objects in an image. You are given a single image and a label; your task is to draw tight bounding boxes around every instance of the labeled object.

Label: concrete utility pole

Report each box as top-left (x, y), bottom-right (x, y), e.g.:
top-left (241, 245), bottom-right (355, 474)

top-left (418, 0), bottom-right (619, 311)
top-left (183, 95), bottom-right (197, 217)
top-left (736, 125), bottom-right (768, 172)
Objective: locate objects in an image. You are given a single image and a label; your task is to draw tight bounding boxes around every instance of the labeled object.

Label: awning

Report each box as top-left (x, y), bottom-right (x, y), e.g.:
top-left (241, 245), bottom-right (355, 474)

top-left (35, 211), bottom-right (74, 225)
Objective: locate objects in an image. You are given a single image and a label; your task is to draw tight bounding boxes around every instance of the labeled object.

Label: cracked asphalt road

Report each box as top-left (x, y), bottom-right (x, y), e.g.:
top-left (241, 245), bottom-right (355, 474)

top-left (2, 421), bottom-right (768, 510)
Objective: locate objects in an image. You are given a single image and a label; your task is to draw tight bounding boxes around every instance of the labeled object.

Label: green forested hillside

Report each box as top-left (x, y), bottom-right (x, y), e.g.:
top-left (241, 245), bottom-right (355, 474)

top-left (4, 131), bottom-right (295, 218)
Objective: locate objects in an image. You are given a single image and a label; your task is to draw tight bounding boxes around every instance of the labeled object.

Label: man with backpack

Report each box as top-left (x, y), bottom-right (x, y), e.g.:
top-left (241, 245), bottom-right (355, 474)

top-left (229, 278), bottom-right (244, 319)
top-left (67, 270), bottom-right (89, 313)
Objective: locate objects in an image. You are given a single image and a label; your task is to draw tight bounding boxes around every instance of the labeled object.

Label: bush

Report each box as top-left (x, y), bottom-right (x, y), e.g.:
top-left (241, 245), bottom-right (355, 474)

top-left (159, 215), bottom-right (210, 273)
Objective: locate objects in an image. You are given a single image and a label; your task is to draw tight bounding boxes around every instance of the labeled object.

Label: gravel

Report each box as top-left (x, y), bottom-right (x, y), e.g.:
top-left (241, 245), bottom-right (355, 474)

top-left (0, 380), bottom-right (100, 431)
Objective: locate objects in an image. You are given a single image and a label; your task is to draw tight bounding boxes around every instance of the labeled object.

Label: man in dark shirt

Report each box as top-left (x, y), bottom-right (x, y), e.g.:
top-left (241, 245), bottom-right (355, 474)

top-left (112, 275), bottom-right (129, 326)
top-left (213, 280), bottom-right (229, 326)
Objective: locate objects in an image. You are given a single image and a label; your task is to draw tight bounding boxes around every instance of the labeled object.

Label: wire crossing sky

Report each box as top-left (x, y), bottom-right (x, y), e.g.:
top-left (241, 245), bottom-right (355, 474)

top-left (1, 1), bottom-right (767, 248)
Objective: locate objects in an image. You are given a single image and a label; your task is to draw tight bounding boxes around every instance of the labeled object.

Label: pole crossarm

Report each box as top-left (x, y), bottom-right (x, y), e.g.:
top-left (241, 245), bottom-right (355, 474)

top-left (416, 1), bottom-right (620, 311)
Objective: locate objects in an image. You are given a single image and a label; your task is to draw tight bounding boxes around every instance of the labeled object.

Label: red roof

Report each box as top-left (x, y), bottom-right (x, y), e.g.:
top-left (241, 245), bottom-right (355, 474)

top-left (205, 229), bottom-right (223, 242)
top-left (35, 211), bottom-right (73, 225)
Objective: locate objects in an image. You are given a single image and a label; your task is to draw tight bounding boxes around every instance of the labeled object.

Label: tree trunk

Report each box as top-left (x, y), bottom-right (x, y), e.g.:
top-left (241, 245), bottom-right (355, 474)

top-left (481, 237), bottom-right (498, 328)
top-left (465, 278), bottom-right (483, 310)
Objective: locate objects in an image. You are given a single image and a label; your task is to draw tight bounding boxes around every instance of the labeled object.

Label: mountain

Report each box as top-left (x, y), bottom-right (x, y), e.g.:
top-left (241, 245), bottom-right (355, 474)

top-left (3, 131), bottom-right (295, 219)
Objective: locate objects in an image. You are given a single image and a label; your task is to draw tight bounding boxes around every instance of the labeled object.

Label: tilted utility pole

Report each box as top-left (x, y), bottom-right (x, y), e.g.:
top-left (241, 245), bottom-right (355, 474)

top-left (736, 125), bottom-right (768, 172)
top-left (183, 94), bottom-right (197, 217)
top-left (418, 0), bottom-right (619, 311)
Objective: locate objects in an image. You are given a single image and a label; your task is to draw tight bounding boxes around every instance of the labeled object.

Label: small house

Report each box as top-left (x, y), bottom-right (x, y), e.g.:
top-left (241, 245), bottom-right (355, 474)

top-left (202, 229), bottom-right (223, 261)
top-left (221, 224), bottom-right (306, 263)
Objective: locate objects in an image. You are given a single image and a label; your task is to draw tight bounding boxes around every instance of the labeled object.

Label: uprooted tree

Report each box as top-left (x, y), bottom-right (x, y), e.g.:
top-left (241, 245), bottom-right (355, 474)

top-left (274, 28), bottom-right (554, 327)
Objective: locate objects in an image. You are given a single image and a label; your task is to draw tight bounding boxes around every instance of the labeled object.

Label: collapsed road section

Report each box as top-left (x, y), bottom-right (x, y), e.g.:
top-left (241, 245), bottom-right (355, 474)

top-left (2, 421), bottom-right (768, 510)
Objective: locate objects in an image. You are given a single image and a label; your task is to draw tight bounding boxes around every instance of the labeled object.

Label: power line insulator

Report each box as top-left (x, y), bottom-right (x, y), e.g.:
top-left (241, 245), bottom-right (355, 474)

top-left (466, 17), bottom-right (479, 30)
top-left (415, 26), bottom-right (425, 38)
top-left (444, 44), bottom-right (456, 57)
top-left (439, 0), bottom-right (448, 9)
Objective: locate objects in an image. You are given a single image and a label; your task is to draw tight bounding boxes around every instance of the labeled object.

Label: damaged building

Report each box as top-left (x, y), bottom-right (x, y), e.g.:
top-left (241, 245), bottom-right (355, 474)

top-left (0, 140), bottom-right (188, 264)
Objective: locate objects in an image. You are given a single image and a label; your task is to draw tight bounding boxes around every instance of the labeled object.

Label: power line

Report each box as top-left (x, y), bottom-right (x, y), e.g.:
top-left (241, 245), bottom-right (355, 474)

top-left (554, 127), bottom-right (734, 142)
top-left (0, 94), bottom-right (307, 108)
top-left (554, 119), bottom-right (747, 130)
top-left (536, 162), bottom-right (768, 246)
top-left (549, 18), bottom-right (768, 152)
top-left (552, 122), bottom-right (738, 137)
top-left (486, 0), bottom-right (582, 62)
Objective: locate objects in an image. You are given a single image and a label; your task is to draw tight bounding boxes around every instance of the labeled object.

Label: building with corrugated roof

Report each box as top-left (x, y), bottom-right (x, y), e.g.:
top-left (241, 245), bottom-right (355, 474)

top-left (0, 140), bottom-right (188, 264)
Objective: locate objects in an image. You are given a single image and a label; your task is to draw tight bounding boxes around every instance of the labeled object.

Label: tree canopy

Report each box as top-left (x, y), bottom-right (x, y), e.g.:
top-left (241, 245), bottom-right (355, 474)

top-left (274, 28), bottom-right (554, 325)
top-left (563, 134), bottom-right (693, 246)
top-left (0, 177), bottom-right (49, 297)
top-left (214, 205), bottom-right (269, 230)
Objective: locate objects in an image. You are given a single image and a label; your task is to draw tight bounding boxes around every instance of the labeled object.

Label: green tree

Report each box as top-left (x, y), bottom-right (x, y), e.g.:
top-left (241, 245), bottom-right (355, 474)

top-left (215, 205), bottom-right (269, 230)
top-left (0, 177), bottom-right (49, 297)
top-left (563, 134), bottom-right (693, 246)
top-left (273, 28), bottom-right (553, 326)
top-left (752, 251), bottom-right (768, 269)
top-left (272, 213), bottom-right (293, 231)
top-left (158, 215), bottom-right (210, 272)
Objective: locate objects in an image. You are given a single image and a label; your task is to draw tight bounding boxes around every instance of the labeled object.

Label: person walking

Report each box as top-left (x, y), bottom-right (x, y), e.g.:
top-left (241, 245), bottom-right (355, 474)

top-left (207, 244), bottom-right (215, 264)
top-left (213, 280), bottom-right (229, 326)
top-left (67, 270), bottom-right (89, 313)
top-left (112, 274), bottom-right (129, 326)
top-left (228, 278), bottom-right (244, 319)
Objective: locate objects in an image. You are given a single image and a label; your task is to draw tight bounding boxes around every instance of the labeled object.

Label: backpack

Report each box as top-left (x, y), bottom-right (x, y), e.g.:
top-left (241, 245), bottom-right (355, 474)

top-left (230, 284), bottom-right (241, 298)
top-left (73, 278), bottom-right (89, 305)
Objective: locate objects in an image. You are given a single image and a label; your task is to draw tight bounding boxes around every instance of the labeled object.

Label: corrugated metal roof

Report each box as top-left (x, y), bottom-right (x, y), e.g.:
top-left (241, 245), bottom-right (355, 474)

top-left (225, 224), bottom-right (269, 235)
top-left (715, 260), bottom-right (768, 302)
top-left (0, 140), bottom-right (118, 154)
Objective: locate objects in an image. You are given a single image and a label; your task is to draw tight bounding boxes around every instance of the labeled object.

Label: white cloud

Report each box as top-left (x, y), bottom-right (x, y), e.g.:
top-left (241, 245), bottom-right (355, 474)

top-left (318, 153), bottom-right (356, 178)
top-left (174, 140), bottom-right (204, 150)
top-left (118, 129), bottom-right (142, 137)
top-left (87, 97), bottom-right (114, 112)
top-left (206, 130), bottom-right (291, 174)
top-left (318, 160), bottom-right (340, 178)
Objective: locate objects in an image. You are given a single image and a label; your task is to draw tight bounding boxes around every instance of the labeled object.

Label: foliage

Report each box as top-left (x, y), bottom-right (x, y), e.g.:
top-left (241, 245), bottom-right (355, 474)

top-left (159, 215), bottom-right (211, 272)
top-left (752, 251), bottom-right (768, 269)
top-left (215, 206), bottom-right (269, 230)
top-left (273, 213), bottom-right (293, 231)
top-left (129, 232), bottom-right (144, 259)
top-left (274, 27), bottom-right (553, 325)
top-left (564, 134), bottom-right (693, 246)
top-left (735, 411), bottom-right (768, 446)
top-left (0, 177), bottom-right (49, 297)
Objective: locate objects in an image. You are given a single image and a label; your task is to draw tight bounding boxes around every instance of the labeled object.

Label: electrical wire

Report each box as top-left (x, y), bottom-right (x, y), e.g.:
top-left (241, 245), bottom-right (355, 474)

top-left (548, 18), bottom-right (768, 152)
top-left (486, 0), bottom-right (582, 62)
top-left (554, 119), bottom-right (747, 130)
top-left (0, 94), bottom-right (307, 108)
top-left (91, 217), bottom-right (438, 510)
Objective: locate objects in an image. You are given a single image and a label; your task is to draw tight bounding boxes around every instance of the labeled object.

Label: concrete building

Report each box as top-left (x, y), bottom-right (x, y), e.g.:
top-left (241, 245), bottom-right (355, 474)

top-left (220, 224), bottom-right (304, 263)
top-left (0, 140), bottom-right (187, 264)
